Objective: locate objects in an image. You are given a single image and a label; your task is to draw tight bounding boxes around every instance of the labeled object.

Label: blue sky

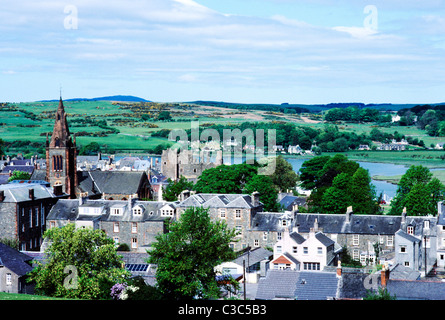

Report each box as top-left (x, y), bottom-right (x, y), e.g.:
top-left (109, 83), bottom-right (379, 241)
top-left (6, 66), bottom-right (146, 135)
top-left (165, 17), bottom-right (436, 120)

top-left (1, 0), bottom-right (445, 104)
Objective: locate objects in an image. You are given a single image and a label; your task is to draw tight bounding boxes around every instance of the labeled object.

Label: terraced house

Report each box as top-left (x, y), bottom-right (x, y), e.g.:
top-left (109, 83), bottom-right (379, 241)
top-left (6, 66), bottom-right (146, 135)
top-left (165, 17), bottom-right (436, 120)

top-left (46, 197), bottom-right (176, 252)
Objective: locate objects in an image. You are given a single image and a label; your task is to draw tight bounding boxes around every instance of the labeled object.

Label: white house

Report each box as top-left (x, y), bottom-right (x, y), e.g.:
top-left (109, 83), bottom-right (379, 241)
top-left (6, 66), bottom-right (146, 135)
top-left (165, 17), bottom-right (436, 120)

top-left (271, 224), bottom-right (341, 271)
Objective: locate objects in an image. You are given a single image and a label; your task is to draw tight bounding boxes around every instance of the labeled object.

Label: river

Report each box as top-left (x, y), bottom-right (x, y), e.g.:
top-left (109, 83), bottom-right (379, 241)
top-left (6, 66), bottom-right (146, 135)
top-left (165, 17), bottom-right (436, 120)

top-left (115, 154), bottom-right (406, 199)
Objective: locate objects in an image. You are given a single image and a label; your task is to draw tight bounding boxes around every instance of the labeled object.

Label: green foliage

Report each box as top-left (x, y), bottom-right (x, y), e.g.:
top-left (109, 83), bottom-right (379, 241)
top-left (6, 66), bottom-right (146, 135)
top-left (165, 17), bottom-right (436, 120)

top-left (269, 155), bottom-right (298, 192)
top-left (194, 163), bottom-right (258, 194)
top-left (389, 165), bottom-right (445, 216)
top-left (79, 141), bottom-right (101, 155)
top-left (148, 207), bottom-right (237, 300)
top-left (364, 287), bottom-right (396, 300)
top-left (300, 154), bottom-right (379, 214)
top-left (27, 224), bottom-right (130, 300)
top-left (8, 170), bottom-right (31, 182)
top-left (163, 176), bottom-right (194, 201)
top-left (244, 174), bottom-right (280, 212)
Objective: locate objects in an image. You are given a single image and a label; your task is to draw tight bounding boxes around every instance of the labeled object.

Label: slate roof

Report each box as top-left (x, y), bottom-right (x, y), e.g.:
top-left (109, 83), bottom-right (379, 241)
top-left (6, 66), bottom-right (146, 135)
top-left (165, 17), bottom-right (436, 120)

top-left (1, 165), bottom-right (35, 175)
top-left (232, 247), bottom-right (272, 268)
top-left (296, 213), bottom-right (402, 235)
top-left (279, 195), bottom-right (306, 211)
top-left (387, 279), bottom-right (445, 300)
top-left (0, 182), bottom-right (64, 202)
top-left (250, 212), bottom-right (292, 232)
top-left (256, 269), bottom-right (339, 300)
top-left (76, 170), bottom-right (148, 196)
top-left (30, 169), bottom-right (47, 181)
top-left (0, 243), bottom-right (34, 276)
top-left (177, 193), bottom-right (261, 209)
top-left (47, 199), bottom-right (176, 223)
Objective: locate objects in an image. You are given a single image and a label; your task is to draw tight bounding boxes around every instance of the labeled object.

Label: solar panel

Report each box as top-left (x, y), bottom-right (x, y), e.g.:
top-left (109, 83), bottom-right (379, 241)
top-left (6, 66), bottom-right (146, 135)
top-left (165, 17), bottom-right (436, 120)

top-left (125, 264), bottom-right (149, 272)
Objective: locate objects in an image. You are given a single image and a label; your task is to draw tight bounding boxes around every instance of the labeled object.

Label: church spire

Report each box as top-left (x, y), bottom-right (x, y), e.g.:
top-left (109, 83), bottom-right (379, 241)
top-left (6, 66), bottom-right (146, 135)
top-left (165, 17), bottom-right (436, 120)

top-left (50, 96), bottom-right (71, 148)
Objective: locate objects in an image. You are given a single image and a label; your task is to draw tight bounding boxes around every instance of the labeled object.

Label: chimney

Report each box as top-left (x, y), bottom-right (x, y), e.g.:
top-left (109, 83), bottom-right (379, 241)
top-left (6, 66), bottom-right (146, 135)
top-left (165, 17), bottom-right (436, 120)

top-left (381, 264), bottom-right (390, 287)
top-left (0, 190), bottom-right (4, 202)
top-left (53, 185), bottom-right (63, 196)
top-left (79, 196), bottom-right (85, 206)
top-left (29, 188), bottom-right (34, 200)
top-left (402, 207), bottom-right (407, 224)
top-left (336, 261), bottom-right (342, 278)
top-left (251, 191), bottom-right (260, 207)
top-left (180, 190), bottom-right (190, 202)
top-left (346, 206), bottom-right (353, 223)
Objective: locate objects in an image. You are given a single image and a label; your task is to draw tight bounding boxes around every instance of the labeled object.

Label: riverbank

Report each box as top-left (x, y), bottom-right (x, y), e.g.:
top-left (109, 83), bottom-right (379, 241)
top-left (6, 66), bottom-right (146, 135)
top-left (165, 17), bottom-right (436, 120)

top-left (281, 149), bottom-right (445, 169)
top-left (372, 168), bottom-right (445, 185)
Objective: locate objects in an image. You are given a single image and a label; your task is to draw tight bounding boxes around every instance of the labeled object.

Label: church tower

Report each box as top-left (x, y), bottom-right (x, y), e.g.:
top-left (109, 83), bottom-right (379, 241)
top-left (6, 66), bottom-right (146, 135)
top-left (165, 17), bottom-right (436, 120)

top-left (45, 96), bottom-right (77, 198)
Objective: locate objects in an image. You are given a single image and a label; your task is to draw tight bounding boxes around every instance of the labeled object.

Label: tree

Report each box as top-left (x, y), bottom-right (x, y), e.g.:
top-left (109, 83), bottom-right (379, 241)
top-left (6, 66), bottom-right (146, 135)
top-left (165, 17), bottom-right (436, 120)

top-left (8, 170), bottom-right (31, 182)
top-left (163, 176), bottom-right (194, 201)
top-left (244, 174), bottom-right (280, 212)
top-left (390, 165), bottom-right (445, 216)
top-left (27, 224), bottom-right (130, 299)
top-left (321, 173), bottom-right (351, 214)
top-left (349, 167), bottom-right (379, 215)
top-left (79, 141), bottom-right (101, 155)
top-left (194, 163), bottom-right (257, 194)
top-left (157, 111), bottom-right (172, 121)
top-left (268, 155), bottom-right (298, 192)
top-left (148, 207), bottom-right (237, 300)
top-left (364, 287), bottom-right (396, 300)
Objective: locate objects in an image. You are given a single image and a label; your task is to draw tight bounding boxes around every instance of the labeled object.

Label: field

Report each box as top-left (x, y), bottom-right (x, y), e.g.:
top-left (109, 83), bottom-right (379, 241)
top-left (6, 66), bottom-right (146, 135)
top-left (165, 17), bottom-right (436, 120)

top-left (1, 100), bottom-right (445, 164)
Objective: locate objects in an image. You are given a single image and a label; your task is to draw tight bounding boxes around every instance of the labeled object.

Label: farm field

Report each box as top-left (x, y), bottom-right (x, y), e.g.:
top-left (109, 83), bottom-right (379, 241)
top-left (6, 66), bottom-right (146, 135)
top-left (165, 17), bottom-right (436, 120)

top-left (1, 100), bottom-right (445, 163)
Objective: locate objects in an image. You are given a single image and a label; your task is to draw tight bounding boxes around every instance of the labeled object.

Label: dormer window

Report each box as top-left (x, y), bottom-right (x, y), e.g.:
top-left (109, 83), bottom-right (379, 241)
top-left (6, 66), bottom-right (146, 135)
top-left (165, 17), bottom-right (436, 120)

top-left (282, 220), bottom-right (287, 227)
top-left (161, 206), bottom-right (174, 216)
top-left (407, 226), bottom-right (414, 235)
top-left (133, 206), bottom-right (143, 215)
top-left (110, 204), bottom-right (126, 216)
top-left (111, 208), bottom-right (122, 215)
top-left (424, 220), bottom-right (430, 229)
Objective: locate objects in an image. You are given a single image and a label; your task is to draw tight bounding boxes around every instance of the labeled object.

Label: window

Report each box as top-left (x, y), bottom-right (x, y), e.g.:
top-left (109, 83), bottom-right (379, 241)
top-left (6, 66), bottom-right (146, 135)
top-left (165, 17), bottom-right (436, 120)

top-left (317, 247), bottom-right (323, 255)
top-left (282, 220), bottom-right (287, 227)
top-left (113, 237), bottom-right (119, 245)
top-left (400, 246), bottom-right (406, 253)
top-left (254, 239), bottom-right (259, 247)
top-left (133, 207), bottom-right (142, 215)
top-left (424, 220), bottom-right (430, 229)
top-left (131, 238), bottom-right (138, 249)
top-left (303, 262), bottom-right (320, 271)
top-left (353, 249), bottom-right (359, 261)
top-left (404, 261), bottom-right (410, 267)
top-left (235, 209), bottom-right (241, 219)
top-left (111, 208), bottom-right (122, 215)
top-left (29, 208), bottom-right (33, 228)
top-left (113, 222), bottom-right (119, 233)
top-left (292, 246), bottom-right (298, 254)
top-left (276, 246), bottom-right (282, 254)
top-left (220, 209), bottom-right (226, 218)
top-left (132, 222), bottom-right (137, 233)
top-left (407, 226), bottom-right (414, 235)
top-left (263, 232), bottom-right (267, 240)
top-left (352, 234), bottom-right (359, 246)
top-left (387, 236), bottom-right (394, 247)
top-left (235, 225), bottom-right (242, 236)
top-left (379, 235), bottom-right (384, 244)
top-left (6, 273), bottom-right (12, 286)
top-left (277, 232), bottom-right (282, 241)
top-left (161, 208), bottom-right (174, 216)
top-left (50, 221), bottom-right (55, 229)
top-left (303, 247), bottom-right (308, 254)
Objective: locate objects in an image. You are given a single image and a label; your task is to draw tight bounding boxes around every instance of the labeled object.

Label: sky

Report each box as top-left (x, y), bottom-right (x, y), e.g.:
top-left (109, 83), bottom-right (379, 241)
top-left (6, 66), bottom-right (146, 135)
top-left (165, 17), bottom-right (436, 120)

top-left (1, 0), bottom-right (445, 104)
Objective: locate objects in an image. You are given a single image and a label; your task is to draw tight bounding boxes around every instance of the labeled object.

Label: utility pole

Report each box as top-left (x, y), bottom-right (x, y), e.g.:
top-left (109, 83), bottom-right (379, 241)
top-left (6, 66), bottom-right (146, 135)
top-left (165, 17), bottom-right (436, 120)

top-left (243, 259), bottom-right (246, 300)
top-left (424, 235), bottom-right (428, 277)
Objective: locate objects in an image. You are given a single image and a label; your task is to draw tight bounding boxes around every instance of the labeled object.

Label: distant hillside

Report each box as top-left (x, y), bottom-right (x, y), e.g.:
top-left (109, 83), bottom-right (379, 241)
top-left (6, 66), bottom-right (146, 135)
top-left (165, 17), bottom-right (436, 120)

top-left (39, 95), bottom-right (149, 102)
top-left (186, 100), bottom-right (423, 113)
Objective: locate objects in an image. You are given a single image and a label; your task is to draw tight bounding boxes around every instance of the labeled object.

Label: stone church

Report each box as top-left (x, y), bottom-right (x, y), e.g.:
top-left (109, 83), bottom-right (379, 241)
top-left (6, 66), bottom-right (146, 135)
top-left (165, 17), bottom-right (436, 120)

top-left (32, 97), bottom-right (151, 201)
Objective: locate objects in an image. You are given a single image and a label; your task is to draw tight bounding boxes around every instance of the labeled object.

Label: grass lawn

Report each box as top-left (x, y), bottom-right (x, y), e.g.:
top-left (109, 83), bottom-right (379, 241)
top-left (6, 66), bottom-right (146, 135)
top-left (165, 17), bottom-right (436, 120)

top-left (0, 292), bottom-right (75, 300)
top-left (373, 169), bottom-right (445, 185)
